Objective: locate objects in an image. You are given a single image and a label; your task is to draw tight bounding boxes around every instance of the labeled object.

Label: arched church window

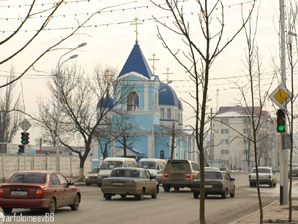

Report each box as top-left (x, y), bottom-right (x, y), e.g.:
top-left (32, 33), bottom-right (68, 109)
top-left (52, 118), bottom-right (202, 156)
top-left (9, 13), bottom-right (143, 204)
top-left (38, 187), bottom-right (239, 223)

top-left (127, 91), bottom-right (139, 111)
top-left (160, 150), bottom-right (164, 159)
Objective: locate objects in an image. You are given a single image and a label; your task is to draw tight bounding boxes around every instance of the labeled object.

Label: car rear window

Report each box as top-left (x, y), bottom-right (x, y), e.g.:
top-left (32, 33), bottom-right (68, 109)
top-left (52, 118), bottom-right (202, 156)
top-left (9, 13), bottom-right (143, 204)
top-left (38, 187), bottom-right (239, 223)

top-left (101, 161), bottom-right (123, 170)
top-left (7, 173), bottom-right (46, 184)
top-left (196, 172), bottom-right (223, 180)
top-left (167, 161), bottom-right (190, 170)
top-left (138, 162), bottom-right (156, 169)
top-left (252, 168), bottom-right (270, 173)
top-left (110, 169), bottom-right (140, 178)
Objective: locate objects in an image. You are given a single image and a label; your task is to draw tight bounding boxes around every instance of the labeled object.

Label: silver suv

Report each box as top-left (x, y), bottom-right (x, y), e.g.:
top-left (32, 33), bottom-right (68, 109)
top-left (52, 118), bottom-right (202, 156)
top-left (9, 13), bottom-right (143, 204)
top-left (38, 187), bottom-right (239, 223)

top-left (161, 159), bottom-right (200, 192)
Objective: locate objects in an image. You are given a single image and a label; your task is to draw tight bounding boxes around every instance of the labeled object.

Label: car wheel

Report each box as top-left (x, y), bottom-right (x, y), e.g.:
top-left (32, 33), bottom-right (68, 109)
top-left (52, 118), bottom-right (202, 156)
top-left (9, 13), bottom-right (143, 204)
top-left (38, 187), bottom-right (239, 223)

top-left (2, 208), bottom-right (12, 214)
top-left (230, 187), bottom-right (235, 198)
top-left (47, 198), bottom-right (56, 213)
top-left (193, 192), bottom-right (199, 199)
top-left (86, 183), bottom-right (90, 186)
top-left (151, 187), bottom-right (158, 199)
top-left (104, 193), bottom-right (111, 200)
top-left (120, 194), bottom-right (127, 199)
top-left (137, 189), bottom-right (144, 200)
top-left (97, 183), bottom-right (102, 188)
top-left (273, 182), bottom-right (277, 187)
top-left (174, 187), bottom-right (179, 191)
top-left (269, 182), bottom-right (273, 188)
top-left (163, 185), bottom-right (170, 192)
top-left (249, 182), bottom-right (253, 187)
top-left (70, 194), bottom-right (80, 210)
top-left (222, 189), bottom-right (228, 199)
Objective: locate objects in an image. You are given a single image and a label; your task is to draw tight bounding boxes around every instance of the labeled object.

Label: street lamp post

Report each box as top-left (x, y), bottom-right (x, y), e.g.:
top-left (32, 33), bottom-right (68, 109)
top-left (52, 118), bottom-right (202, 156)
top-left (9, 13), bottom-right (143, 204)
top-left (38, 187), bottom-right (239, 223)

top-left (56, 43), bottom-right (87, 171)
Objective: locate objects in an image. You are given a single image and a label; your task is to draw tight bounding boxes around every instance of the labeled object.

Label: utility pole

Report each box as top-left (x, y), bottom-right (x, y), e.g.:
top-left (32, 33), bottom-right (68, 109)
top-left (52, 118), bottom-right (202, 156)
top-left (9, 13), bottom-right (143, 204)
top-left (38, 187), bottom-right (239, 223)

top-left (279, 0), bottom-right (288, 205)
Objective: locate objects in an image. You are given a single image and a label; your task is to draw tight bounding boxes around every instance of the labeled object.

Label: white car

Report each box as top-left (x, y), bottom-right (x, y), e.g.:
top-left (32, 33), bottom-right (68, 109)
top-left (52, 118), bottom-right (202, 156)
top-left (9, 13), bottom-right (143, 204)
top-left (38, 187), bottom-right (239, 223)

top-left (249, 167), bottom-right (277, 187)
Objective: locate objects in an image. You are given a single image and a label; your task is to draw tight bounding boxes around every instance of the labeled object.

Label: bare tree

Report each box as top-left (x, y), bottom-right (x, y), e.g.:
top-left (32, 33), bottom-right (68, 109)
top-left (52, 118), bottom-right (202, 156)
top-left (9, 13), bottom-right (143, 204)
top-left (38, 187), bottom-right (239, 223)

top-left (151, 1), bottom-right (255, 222)
top-left (1, 1), bottom-right (136, 90)
top-left (37, 63), bottom-right (130, 180)
top-left (0, 67), bottom-right (22, 145)
top-left (110, 113), bottom-right (141, 157)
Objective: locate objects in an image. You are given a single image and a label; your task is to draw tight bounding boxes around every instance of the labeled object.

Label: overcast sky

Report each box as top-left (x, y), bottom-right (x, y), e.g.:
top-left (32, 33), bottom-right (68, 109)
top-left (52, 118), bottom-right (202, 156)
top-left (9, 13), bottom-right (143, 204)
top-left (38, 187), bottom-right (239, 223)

top-left (1, 0), bottom-right (296, 144)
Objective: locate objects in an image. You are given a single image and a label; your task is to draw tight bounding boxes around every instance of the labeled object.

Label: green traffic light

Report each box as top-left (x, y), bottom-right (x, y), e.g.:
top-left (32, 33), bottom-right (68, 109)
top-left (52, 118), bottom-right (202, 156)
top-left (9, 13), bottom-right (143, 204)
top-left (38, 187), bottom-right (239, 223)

top-left (278, 125), bottom-right (285, 132)
top-left (21, 140), bottom-right (26, 144)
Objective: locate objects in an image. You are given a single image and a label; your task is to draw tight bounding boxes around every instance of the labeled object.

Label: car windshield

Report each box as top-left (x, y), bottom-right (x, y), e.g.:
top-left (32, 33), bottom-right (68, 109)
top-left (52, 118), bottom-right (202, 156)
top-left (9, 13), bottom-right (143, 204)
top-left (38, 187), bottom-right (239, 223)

top-left (91, 168), bottom-right (99, 173)
top-left (252, 168), bottom-right (270, 173)
top-left (101, 161), bottom-right (123, 170)
top-left (7, 173), bottom-right (46, 184)
top-left (110, 169), bottom-right (140, 178)
top-left (138, 162), bottom-right (156, 169)
top-left (195, 172), bottom-right (223, 180)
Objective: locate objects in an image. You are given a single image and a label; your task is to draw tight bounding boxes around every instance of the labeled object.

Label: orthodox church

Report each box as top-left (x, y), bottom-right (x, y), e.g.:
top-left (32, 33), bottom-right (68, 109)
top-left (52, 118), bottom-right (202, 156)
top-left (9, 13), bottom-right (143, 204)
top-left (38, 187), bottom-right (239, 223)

top-left (95, 40), bottom-right (198, 163)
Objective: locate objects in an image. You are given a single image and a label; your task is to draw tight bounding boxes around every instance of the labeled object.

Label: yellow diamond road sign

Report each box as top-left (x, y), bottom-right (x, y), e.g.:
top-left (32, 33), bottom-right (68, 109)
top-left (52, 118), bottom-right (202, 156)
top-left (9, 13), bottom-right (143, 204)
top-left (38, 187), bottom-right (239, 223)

top-left (269, 84), bottom-right (292, 109)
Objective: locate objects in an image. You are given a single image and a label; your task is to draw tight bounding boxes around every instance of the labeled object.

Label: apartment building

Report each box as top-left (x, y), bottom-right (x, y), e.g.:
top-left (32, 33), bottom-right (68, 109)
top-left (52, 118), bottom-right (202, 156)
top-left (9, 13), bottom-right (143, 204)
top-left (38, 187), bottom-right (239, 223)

top-left (211, 105), bottom-right (279, 171)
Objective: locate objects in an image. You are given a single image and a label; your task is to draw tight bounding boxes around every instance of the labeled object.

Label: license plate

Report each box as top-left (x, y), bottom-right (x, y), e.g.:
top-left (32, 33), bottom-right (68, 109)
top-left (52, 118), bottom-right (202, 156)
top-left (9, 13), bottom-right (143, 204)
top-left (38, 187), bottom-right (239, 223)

top-left (205, 185), bottom-right (212, 188)
top-left (11, 191), bottom-right (27, 196)
top-left (112, 182), bottom-right (124, 186)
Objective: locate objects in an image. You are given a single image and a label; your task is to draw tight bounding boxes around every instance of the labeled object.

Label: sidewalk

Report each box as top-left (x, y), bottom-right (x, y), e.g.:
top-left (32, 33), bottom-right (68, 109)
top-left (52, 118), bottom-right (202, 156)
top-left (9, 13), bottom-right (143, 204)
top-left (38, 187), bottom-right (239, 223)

top-left (231, 200), bottom-right (298, 224)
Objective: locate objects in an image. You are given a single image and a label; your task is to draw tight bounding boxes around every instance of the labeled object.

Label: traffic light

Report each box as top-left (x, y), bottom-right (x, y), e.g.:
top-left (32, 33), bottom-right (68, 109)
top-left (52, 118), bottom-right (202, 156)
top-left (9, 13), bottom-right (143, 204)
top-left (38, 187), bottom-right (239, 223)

top-left (25, 132), bottom-right (30, 144)
top-left (21, 132), bottom-right (26, 144)
top-left (18, 145), bottom-right (24, 153)
top-left (276, 109), bottom-right (286, 132)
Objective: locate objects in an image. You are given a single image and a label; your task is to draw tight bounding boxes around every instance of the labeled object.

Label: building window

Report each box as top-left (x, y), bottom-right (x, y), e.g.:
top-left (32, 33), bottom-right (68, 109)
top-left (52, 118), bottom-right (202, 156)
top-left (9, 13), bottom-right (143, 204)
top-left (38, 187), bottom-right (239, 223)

top-left (160, 108), bottom-right (165, 119)
top-left (167, 108), bottom-right (171, 119)
top-left (175, 109), bottom-right (178, 120)
top-left (221, 129), bottom-right (229, 134)
top-left (221, 150), bottom-right (229, 155)
top-left (243, 118), bottom-right (249, 124)
top-left (221, 139), bottom-right (229, 144)
top-left (221, 118), bottom-right (229, 124)
top-left (126, 91), bottom-right (139, 111)
top-left (243, 129), bottom-right (250, 134)
top-left (160, 150), bottom-right (164, 159)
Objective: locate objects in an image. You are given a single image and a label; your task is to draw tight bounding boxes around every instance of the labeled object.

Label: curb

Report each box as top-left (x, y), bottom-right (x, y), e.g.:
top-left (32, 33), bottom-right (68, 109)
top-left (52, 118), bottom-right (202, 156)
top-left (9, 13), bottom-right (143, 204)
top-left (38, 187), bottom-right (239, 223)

top-left (230, 200), bottom-right (279, 224)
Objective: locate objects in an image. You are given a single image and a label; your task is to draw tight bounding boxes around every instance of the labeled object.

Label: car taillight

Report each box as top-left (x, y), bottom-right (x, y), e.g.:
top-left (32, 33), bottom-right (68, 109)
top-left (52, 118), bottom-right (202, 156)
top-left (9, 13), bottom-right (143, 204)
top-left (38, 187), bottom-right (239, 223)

top-left (249, 175), bottom-right (251, 178)
top-left (186, 172), bottom-right (194, 178)
top-left (162, 172), bottom-right (167, 178)
top-left (0, 186), bottom-right (3, 196)
top-left (269, 175), bottom-right (271, 178)
top-left (36, 186), bottom-right (43, 196)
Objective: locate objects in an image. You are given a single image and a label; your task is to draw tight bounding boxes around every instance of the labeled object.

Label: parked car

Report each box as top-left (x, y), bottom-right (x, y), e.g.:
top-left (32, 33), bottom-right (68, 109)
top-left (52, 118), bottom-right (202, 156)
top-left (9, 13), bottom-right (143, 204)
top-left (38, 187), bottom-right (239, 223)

top-left (205, 167), bottom-right (220, 171)
top-left (0, 171), bottom-right (81, 214)
top-left (289, 167), bottom-right (298, 178)
top-left (101, 167), bottom-right (159, 200)
top-left (191, 170), bottom-right (235, 199)
top-left (85, 167), bottom-right (100, 186)
top-left (97, 157), bottom-right (137, 187)
top-left (249, 167), bottom-right (277, 187)
top-left (137, 158), bottom-right (166, 184)
top-left (162, 159), bottom-right (200, 192)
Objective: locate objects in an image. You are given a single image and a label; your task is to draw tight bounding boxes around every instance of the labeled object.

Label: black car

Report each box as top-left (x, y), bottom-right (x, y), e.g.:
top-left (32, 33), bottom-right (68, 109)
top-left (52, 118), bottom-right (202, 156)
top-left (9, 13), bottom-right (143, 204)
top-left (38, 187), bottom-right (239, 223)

top-left (191, 171), bottom-right (235, 199)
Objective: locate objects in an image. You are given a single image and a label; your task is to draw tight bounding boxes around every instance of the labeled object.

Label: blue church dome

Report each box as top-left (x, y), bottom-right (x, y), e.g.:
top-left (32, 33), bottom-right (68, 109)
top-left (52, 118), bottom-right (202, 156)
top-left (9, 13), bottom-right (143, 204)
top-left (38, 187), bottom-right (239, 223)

top-left (97, 93), bottom-right (113, 109)
top-left (159, 83), bottom-right (179, 107)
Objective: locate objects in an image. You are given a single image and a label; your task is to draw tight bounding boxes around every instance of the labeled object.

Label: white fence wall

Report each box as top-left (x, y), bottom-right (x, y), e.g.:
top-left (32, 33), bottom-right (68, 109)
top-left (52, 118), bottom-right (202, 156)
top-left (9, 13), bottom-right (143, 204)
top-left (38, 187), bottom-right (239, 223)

top-left (0, 154), bottom-right (92, 180)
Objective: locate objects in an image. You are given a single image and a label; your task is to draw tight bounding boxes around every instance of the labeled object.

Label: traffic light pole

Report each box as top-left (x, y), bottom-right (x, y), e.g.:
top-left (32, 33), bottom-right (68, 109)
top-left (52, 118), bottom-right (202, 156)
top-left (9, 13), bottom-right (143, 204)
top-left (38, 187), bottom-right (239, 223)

top-left (280, 133), bottom-right (283, 205)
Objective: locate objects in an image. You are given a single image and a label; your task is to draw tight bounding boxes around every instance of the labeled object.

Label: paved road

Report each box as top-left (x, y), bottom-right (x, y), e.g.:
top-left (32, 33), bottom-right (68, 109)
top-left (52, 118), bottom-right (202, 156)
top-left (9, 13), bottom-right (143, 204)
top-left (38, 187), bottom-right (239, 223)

top-left (4, 173), bottom-right (298, 224)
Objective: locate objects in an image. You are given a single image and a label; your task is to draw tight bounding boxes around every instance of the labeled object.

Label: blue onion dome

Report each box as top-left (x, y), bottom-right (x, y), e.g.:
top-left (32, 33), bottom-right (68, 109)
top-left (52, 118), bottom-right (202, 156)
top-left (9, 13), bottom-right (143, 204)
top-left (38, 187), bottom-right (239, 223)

top-left (97, 92), bottom-right (113, 109)
top-left (159, 83), bottom-right (179, 107)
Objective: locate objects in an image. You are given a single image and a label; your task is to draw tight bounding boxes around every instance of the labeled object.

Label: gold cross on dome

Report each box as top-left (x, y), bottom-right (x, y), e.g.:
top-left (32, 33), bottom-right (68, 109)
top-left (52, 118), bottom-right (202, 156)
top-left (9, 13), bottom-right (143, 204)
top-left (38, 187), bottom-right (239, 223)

top-left (163, 68), bottom-right (173, 83)
top-left (149, 53), bottom-right (160, 76)
top-left (131, 17), bottom-right (143, 43)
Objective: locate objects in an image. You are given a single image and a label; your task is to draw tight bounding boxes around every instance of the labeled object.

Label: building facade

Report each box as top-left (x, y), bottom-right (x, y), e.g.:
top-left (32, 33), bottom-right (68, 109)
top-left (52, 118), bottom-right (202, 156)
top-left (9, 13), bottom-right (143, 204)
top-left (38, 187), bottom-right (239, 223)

top-left (94, 42), bottom-right (198, 163)
top-left (211, 105), bottom-right (279, 171)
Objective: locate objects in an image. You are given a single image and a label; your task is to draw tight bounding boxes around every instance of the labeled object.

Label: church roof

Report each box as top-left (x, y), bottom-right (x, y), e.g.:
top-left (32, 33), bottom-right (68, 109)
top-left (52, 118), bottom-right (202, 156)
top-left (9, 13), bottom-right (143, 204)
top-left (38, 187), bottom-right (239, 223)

top-left (118, 43), bottom-right (153, 79)
top-left (159, 82), bottom-right (179, 107)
